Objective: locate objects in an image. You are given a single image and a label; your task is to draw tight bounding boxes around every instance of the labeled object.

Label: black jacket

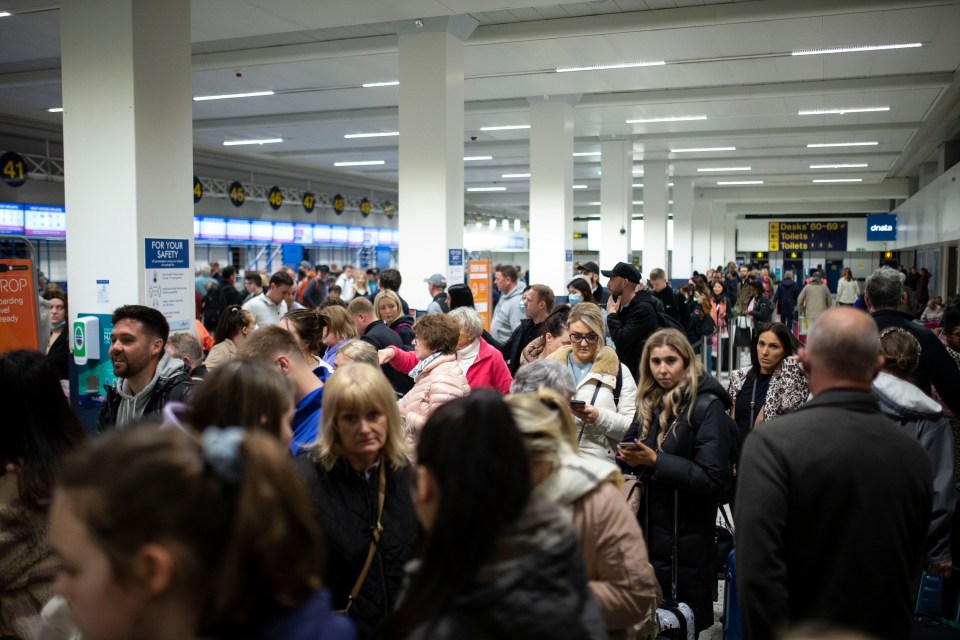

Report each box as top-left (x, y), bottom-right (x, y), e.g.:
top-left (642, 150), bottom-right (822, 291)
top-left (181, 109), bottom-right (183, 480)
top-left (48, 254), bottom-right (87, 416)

top-left (592, 283), bottom-right (610, 306)
top-left (46, 330), bottom-right (69, 379)
top-left (747, 294), bottom-right (774, 324)
top-left (653, 285), bottom-right (680, 321)
top-left (389, 315), bottom-right (416, 348)
top-left (97, 364), bottom-right (194, 431)
top-left (620, 374), bottom-right (733, 633)
top-left (606, 290), bottom-right (659, 383)
top-left (293, 456), bottom-right (419, 640)
top-left (362, 320), bottom-right (415, 396)
top-left (735, 389), bottom-right (932, 640)
top-left (872, 310), bottom-right (960, 415)
top-left (400, 498), bottom-right (606, 640)
top-left (772, 278), bottom-right (799, 317)
top-left (500, 318), bottom-right (542, 375)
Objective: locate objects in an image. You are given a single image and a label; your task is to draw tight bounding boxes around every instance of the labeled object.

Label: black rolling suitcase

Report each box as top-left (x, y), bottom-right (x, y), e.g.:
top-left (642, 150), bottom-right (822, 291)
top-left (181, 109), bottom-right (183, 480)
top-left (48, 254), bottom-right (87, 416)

top-left (654, 490), bottom-right (695, 640)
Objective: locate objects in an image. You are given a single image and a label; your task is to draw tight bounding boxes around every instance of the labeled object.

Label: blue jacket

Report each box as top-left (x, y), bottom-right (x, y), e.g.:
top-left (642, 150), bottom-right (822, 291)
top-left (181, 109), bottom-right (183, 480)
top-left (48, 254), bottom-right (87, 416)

top-left (252, 589), bottom-right (356, 640)
top-left (291, 386), bottom-right (323, 455)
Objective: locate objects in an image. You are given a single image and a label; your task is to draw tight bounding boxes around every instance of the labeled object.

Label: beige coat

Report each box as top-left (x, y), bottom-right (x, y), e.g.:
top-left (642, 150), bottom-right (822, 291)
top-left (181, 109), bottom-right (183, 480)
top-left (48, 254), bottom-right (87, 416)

top-left (399, 354), bottom-right (471, 458)
top-left (797, 282), bottom-right (832, 320)
top-left (204, 338), bottom-right (238, 370)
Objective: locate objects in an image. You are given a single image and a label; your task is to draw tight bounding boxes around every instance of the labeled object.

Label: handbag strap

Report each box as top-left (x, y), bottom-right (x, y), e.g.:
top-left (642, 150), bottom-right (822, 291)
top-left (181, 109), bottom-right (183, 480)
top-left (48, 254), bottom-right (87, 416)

top-left (343, 461), bottom-right (387, 614)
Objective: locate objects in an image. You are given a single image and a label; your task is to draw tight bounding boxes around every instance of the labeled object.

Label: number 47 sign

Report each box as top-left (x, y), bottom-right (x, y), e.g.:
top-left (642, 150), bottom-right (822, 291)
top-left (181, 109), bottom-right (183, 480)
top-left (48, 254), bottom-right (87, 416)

top-left (0, 151), bottom-right (27, 188)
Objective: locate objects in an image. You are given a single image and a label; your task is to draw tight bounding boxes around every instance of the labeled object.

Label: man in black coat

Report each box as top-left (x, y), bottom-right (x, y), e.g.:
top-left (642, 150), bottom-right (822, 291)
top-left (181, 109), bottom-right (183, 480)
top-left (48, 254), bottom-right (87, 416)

top-left (736, 308), bottom-right (932, 640)
top-left (648, 267), bottom-right (680, 321)
top-left (603, 262), bottom-right (659, 382)
top-left (348, 297), bottom-right (414, 395)
top-left (865, 266), bottom-right (960, 415)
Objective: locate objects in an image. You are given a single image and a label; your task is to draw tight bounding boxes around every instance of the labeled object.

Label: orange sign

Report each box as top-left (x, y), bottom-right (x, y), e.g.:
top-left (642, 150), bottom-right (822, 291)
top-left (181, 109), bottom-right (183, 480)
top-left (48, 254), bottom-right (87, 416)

top-left (0, 259), bottom-right (39, 353)
top-left (468, 260), bottom-right (492, 331)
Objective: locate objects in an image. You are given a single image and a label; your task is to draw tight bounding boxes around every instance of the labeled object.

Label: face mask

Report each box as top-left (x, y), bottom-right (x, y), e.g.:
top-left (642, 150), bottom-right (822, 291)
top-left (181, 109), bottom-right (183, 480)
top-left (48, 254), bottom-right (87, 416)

top-left (568, 293), bottom-right (581, 306)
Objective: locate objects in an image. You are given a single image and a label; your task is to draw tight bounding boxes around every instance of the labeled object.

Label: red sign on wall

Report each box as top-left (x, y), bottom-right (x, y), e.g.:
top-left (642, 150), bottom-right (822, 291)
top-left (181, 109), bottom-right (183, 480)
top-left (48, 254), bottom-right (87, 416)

top-left (0, 259), bottom-right (39, 353)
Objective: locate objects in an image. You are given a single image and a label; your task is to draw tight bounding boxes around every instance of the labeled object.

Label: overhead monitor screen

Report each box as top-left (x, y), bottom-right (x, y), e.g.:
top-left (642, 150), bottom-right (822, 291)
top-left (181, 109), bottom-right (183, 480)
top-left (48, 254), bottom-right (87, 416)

top-left (331, 225), bottom-right (348, 244)
top-left (293, 223), bottom-right (314, 244)
top-left (24, 204), bottom-right (66, 237)
top-left (313, 224), bottom-right (332, 244)
top-left (198, 217), bottom-right (227, 241)
top-left (347, 226), bottom-right (364, 246)
top-left (250, 220), bottom-right (273, 241)
top-left (378, 228), bottom-right (393, 245)
top-left (273, 222), bottom-right (295, 243)
top-left (0, 202), bottom-right (24, 234)
top-left (225, 218), bottom-right (251, 241)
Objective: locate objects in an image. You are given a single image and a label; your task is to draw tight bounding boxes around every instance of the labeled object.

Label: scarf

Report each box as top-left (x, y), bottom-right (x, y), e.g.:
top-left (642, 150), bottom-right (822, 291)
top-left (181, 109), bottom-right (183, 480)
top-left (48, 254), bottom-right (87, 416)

top-left (409, 351), bottom-right (444, 380)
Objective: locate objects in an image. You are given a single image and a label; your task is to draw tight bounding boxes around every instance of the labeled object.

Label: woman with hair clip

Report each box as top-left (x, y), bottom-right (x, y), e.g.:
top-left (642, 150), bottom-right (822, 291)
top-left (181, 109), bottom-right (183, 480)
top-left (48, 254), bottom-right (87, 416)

top-left (873, 327), bottom-right (956, 579)
top-left (204, 305), bottom-right (256, 371)
top-left (293, 364), bottom-right (419, 639)
top-left (617, 328), bottom-right (735, 635)
top-left (520, 304), bottom-right (572, 366)
top-left (387, 390), bottom-right (606, 640)
top-left (506, 389), bottom-right (660, 639)
top-left (47, 427), bottom-right (355, 640)
top-left (281, 308), bottom-right (334, 379)
top-left (727, 321), bottom-right (808, 437)
top-left (0, 350), bottom-right (87, 640)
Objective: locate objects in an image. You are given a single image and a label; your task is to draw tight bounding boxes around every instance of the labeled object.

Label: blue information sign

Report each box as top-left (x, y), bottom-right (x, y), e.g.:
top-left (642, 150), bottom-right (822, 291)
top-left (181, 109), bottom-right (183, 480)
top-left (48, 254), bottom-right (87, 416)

top-left (144, 238), bottom-right (190, 269)
top-left (866, 214), bottom-right (897, 241)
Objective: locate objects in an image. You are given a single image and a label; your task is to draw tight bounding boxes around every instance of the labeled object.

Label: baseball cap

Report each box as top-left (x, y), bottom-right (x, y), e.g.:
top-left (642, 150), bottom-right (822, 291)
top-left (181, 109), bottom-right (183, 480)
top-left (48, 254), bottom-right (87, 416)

top-left (424, 273), bottom-right (447, 287)
top-left (600, 262), bottom-right (641, 284)
top-left (580, 261), bottom-right (600, 275)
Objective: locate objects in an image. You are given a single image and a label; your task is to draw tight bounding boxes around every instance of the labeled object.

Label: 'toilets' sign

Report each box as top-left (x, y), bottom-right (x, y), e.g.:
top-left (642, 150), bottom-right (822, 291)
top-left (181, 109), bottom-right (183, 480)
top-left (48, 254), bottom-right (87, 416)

top-left (866, 214), bottom-right (897, 241)
top-left (768, 221), bottom-right (848, 252)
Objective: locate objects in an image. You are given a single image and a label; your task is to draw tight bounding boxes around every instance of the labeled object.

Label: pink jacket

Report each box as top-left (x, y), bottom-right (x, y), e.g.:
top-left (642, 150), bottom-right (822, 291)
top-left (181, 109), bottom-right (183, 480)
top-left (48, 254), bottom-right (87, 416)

top-left (387, 340), bottom-right (512, 394)
top-left (394, 353), bottom-right (471, 458)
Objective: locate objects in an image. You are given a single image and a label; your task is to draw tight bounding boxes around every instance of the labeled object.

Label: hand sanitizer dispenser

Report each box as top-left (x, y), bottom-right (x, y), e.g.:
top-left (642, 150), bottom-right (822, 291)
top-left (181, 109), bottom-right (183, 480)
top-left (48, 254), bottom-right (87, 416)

top-left (73, 316), bottom-right (101, 365)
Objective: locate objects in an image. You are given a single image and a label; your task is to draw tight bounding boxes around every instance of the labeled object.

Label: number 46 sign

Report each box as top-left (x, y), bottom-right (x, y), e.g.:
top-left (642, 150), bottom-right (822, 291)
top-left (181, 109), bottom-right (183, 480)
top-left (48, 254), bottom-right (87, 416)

top-left (1, 151), bottom-right (27, 188)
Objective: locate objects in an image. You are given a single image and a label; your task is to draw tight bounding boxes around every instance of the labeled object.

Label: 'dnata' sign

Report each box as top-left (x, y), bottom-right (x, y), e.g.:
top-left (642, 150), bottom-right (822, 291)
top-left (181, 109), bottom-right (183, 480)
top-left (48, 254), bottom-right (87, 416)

top-left (866, 214), bottom-right (897, 241)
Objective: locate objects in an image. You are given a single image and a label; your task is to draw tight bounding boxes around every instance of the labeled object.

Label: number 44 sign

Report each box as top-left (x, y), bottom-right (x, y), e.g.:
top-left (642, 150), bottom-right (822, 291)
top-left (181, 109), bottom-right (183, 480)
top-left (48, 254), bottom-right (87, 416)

top-left (1, 151), bottom-right (27, 188)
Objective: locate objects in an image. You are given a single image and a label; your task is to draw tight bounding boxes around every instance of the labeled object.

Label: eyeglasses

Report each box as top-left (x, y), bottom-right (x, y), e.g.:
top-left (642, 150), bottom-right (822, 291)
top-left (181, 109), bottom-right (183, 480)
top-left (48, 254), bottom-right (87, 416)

top-left (569, 332), bottom-right (600, 345)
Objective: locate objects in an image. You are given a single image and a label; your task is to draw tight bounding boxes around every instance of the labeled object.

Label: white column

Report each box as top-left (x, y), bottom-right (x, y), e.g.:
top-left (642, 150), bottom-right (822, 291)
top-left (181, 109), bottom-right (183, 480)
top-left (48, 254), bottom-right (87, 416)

top-left (671, 177), bottom-right (694, 280)
top-left (725, 212), bottom-right (738, 266)
top-left (600, 139), bottom-right (632, 268)
top-left (62, 0), bottom-right (194, 331)
top-left (692, 193), bottom-right (711, 272)
top-left (397, 17), bottom-right (476, 311)
top-left (710, 201), bottom-right (727, 266)
top-left (529, 96), bottom-right (577, 294)
top-left (641, 156), bottom-right (669, 278)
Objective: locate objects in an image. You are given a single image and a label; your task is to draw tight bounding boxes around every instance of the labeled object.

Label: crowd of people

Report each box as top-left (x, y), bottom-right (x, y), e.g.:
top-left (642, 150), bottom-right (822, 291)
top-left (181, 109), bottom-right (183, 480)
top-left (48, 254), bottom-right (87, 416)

top-left (2, 257), bottom-right (959, 640)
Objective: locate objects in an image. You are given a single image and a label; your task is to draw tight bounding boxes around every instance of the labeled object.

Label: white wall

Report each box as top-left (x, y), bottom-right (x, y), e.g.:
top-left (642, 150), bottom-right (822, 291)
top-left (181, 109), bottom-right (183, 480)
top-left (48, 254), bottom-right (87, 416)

top-left (891, 162), bottom-right (960, 249)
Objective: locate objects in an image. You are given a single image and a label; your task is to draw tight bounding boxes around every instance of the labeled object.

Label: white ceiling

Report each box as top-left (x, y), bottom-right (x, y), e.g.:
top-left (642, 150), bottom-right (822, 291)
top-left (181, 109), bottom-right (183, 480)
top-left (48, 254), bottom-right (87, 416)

top-left (1, 0), bottom-right (960, 217)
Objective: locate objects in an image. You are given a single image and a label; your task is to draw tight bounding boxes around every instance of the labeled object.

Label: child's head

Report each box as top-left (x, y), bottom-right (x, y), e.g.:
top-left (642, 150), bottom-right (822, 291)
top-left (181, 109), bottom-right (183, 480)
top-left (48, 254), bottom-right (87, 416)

top-left (50, 427), bottom-right (324, 640)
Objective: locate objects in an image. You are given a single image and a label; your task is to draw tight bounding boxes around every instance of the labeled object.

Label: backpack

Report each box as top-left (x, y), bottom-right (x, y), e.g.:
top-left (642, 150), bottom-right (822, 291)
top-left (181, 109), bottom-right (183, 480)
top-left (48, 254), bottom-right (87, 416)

top-left (646, 295), bottom-right (685, 332)
top-left (689, 392), bottom-right (741, 504)
top-left (201, 284), bottom-right (231, 332)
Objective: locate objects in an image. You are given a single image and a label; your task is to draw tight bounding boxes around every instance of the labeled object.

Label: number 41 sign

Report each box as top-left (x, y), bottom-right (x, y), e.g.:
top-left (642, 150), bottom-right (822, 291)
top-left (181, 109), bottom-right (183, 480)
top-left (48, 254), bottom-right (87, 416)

top-left (0, 151), bottom-right (27, 188)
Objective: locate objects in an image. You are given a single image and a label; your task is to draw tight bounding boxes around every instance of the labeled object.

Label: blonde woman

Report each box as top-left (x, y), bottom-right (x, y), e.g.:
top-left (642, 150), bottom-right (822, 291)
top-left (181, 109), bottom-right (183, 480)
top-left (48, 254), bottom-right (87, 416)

top-left (835, 267), bottom-right (860, 307)
top-left (616, 328), bottom-right (735, 635)
top-left (333, 338), bottom-right (380, 368)
top-left (546, 303), bottom-right (637, 462)
top-left (292, 364), bottom-right (419, 637)
top-left (374, 289), bottom-right (415, 346)
top-left (506, 390), bottom-right (660, 640)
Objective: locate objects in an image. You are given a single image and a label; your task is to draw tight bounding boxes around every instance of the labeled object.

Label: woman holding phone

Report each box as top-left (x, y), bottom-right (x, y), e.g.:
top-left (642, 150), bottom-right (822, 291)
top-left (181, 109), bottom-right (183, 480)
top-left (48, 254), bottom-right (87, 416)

top-left (617, 328), bottom-right (735, 635)
top-left (546, 303), bottom-right (636, 463)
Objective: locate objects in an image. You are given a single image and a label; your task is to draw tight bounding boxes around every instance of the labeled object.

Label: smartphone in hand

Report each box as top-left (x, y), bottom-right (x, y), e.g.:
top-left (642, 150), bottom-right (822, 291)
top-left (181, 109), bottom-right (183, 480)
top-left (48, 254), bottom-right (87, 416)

top-left (569, 400), bottom-right (586, 409)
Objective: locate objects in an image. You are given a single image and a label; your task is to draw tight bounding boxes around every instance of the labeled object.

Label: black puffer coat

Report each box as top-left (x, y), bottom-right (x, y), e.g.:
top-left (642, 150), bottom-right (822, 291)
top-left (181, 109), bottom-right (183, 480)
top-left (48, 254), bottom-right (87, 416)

top-left (293, 455), bottom-right (420, 639)
top-left (620, 374), bottom-right (733, 633)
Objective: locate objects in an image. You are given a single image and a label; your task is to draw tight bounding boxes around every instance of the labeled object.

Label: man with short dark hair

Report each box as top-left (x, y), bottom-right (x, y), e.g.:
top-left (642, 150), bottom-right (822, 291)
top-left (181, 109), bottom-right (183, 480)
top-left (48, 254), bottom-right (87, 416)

top-left (578, 261), bottom-right (609, 305)
top-left (491, 265), bottom-right (524, 344)
top-left (166, 332), bottom-right (206, 379)
top-left (241, 326), bottom-right (323, 454)
top-left (378, 268), bottom-right (410, 314)
top-left (348, 297), bottom-right (414, 395)
top-left (243, 272), bottom-right (264, 303)
top-left (737, 308), bottom-right (932, 640)
top-left (865, 266), bottom-right (960, 414)
top-left (202, 265), bottom-right (244, 332)
top-left (424, 273), bottom-right (449, 314)
top-left (604, 262), bottom-right (659, 382)
top-left (500, 284), bottom-right (555, 374)
top-left (648, 268), bottom-right (679, 321)
top-left (98, 305), bottom-right (194, 431)
top-left (242, 270), bottom-right (293, 327)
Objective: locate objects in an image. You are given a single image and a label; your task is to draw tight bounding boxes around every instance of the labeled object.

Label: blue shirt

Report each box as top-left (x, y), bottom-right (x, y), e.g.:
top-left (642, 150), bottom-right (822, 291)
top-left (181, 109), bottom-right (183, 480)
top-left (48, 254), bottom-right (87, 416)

top-left (291, 386), bottom-right (323, 455)
top-left (567, 353), bottom-right (593, 386)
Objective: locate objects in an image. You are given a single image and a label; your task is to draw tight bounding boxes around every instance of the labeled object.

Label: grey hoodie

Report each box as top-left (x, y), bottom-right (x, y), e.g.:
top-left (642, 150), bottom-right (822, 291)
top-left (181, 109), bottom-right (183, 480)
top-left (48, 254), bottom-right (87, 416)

top-left (113, 352), bottom-right (186, 428)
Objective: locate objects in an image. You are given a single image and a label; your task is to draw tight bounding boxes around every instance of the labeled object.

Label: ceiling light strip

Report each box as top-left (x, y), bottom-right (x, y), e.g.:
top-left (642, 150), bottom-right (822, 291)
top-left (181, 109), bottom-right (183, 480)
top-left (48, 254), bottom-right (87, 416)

top-left (47, 107), bottom-right (63, 113)
top-left (480, 125), bottom-right (530, 131)
top-left (697, 167), bottom-right (751, 172)
top-left (717, 180), bottom-right (763, 185)
top-left (464, 156), bottom-right (493, 161)
top-left (809, 163), bottom-right (869, 169)
top-left (798, 107), bottom-right (890, 115)
top-left (812, 178), bottom-right (863, 183)
top-left (343, 131), bottom-right (399, 138)
top-left (502, 173), bottom-right (530, 178)
top-left (194, 91), bottom-right (275, 101)
top-left (223, 138), bottom-right (283, 146)
top-left (792, 43), bottom-right (922, 56)
top-left (333, 160), bottom-right (385, 167)
top-left (467, 187), bottom-right (507, 192)
top-left (627, 115), bottom-right (707, 124)
top-left (362, 81), bottom-right (399, 87)
top-left (573, 152), bottom-right (602, 157)
top-left (671, 146), bottom-right (736, 153)
top-left (556, 61), bottom-right (665, 73)
top-left (807, 142), bottom-right (878, 148)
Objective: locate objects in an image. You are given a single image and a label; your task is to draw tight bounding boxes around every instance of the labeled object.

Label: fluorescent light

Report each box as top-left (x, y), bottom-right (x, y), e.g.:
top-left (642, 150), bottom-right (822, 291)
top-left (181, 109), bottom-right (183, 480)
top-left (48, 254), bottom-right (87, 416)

top-left (557, 61), bottom-right (665, 73)
top-left (633, 183), bottom-right (643, 188)
top-left (627, 115), bottom-right (707, 124)
top-left (807, 141), bottom-right (878, 148)
top-left (47, 107), bottom-right (63, 113)
top-left (344, 131), bottom-right (398, 138)
top-left (475, 221), bottom-right (483, 229)
top-left (792, 43), bottom-right (922, 57)
top-left (809, 163), bottom-right (869, 169)
top-left (464, 156), bottom-right (493, 161)
top-left (587, 201), bottom-right (602, 205)
top-left (573, 152), bottom-right (602, 157)
top-left (0, 11), bottom-right (11, 17)
top-left (502, 173), bottom-right (530, 178)
top-left (632, 200), bottom-right (644, 205)
top-left (812, 178), bottom-right (862, 183)
top-left (573, 185), bottom-right (588, 190)
top-left (697, 167), bottom-right (751, 172)
top-left (194, 90), bottom-right (275, 101)
top-left (514, 219), bottom-right (521, 232)
top-left (223, 138), bottom-right (283, 146)
top-left (489, 219), bottom-right (498, 229)
top-left (362, 81), bottom-right (399, 88)
top-left (717, 180), bottom-right (764, 185)
top-left (799, 107), bottom-right (889, 115)
top-left (501, 219), bottom-right (509, 230)
top-left (333, 160), bottom-right (385, 166)
top-left (467, 187), bottom-right (507, 192)
top-left (671, 146), bottom-right (736, 153)
top-left (480, 125), bottom-right (530, 131)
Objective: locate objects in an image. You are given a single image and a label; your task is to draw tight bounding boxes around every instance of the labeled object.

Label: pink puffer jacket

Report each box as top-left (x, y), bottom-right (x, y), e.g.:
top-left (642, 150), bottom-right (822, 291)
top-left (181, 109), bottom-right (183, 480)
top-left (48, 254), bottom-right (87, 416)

top-left (398, 354), bottom-right (472, 460)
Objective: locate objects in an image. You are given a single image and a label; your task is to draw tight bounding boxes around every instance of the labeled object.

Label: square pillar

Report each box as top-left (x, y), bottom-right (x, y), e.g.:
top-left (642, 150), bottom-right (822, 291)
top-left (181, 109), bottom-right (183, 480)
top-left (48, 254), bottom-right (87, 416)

top-left (671, 177), bottom-right (694, 279)
top-left (642, 157), bottom-right (669, 277)
top-left (600, 139), bottom-right (633, 267)
top-left (692, 194), bottom-right (711, 271)
top-left (710, 202), bottom-right (727, 266)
